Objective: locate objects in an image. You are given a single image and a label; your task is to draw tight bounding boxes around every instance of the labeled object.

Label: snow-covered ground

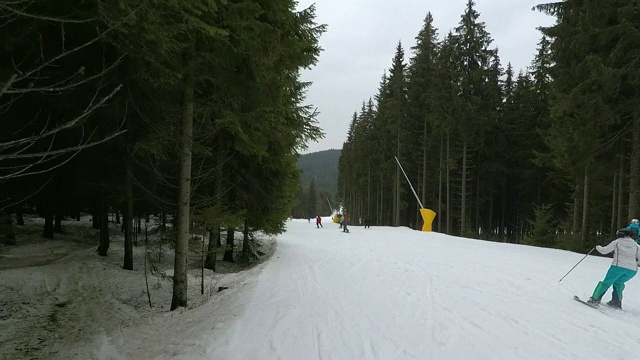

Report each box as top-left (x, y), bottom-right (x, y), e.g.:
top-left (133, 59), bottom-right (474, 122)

top-left (0, 215), bottom-right (275, 360)
top-left (5, 216), bottom-right (640, 359)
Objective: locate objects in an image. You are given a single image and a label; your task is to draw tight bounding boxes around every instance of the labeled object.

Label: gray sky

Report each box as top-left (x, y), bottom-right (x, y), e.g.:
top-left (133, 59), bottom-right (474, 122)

top-left (297, 0), bottom-right (556, 154)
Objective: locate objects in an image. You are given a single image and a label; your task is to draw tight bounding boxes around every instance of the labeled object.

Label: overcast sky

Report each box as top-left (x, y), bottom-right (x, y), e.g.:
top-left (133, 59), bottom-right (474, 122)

top-left (296, 0), bottom-right (556, 154)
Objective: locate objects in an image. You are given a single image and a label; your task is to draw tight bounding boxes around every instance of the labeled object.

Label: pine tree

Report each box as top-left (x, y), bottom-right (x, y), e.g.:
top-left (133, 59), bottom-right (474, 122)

top-left (525, 203), bottom-right (556, 247)
top-left (407, 12), bottom-right (440, 224)
top-left (432, 32), bottom-right (462, 234)
top-left (385, 42), bottom-right (408, 227)
top-left (452, 0), bottom-right (498, 236)
top-left (99, 0), bottom-right (325, 309)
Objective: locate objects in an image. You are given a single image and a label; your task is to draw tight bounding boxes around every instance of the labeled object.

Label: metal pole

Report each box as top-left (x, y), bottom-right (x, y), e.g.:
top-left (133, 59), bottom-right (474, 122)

top-left (394, 156), bottom-right (424, 209)
top-left (559, 247), bottom-right (595, 282)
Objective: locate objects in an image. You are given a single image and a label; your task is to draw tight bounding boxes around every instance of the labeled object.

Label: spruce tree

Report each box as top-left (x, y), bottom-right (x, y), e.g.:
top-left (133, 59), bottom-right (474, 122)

top-left (525, 203), bottom-right (556, 247)
top-left (407, 12), bottom-right (440, 221)
top-left (384, 43), bottom-right (408, 226)
top-left (452, 0), bottom-right (498, 236)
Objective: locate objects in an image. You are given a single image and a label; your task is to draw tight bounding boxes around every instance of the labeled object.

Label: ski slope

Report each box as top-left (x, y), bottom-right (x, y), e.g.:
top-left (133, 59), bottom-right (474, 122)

top-left (203, 218), bottom-right (640, 360)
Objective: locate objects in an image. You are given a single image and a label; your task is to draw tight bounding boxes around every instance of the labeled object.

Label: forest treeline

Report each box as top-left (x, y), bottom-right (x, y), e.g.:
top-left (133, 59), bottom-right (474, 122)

top-left (0, 0), bottom-right (325, 309)
top-left (337, 0), bottom-right (640, 251)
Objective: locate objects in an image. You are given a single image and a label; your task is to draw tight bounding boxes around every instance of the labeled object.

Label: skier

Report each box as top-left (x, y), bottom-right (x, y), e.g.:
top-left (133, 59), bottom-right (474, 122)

top-left (627, 219), bottom-right (640, 244)
top-left (587, 228), bottom-right (640, 309)
top-left (342, 214), bottom-right (350, 233)
top-left (316, 215), bottom-right (323, 228)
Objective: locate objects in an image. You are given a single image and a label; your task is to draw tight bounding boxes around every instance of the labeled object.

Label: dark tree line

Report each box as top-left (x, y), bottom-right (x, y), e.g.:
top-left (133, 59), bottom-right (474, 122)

top-left (337, 0), bottom-right (640, 251)
top-left (0, 0), bottom-right (325, 309)
top-left (291, 177), bottom-right (334, 219)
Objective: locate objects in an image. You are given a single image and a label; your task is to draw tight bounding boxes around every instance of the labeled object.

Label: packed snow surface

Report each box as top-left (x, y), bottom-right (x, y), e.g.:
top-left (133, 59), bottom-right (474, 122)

top-left (5, 217), bottom-right (640, 360)
top-left (205, 219), bottom-right (640, 360)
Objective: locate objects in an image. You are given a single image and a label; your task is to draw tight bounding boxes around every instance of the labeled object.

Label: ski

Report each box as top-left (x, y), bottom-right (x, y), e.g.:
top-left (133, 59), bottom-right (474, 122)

top-left (573, 295), bottom-right (633, 316)
top-left (574, 295), bottom-right (599, 309)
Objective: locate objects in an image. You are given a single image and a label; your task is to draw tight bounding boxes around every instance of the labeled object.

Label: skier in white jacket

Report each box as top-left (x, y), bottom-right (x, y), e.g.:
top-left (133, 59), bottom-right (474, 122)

top-left (588, 228), bottom-right (640, 309)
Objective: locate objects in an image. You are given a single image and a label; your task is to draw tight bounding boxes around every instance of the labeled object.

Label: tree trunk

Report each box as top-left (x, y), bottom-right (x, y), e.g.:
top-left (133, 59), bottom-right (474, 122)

top-left (629, 112), bottom-right (640, 220)
top-left (488, 197), bottom-right (494, 240)
top-left (460, 140), bottom-right (468, 236)
top-left (501, 184), bottom-right (507, 242)
top-left (618, 154), bottom-right (625, 229)
top-left (437, 131), bottom-right (443, 232)
top-left (123, 164), bottom-right (134, 270)
top-left (421, 115), bottom-right (428, 211)
top-left (611, 171), bottom-right (618, 237)
top-left (16, 207), bottom-right (24, 226)
top-left (116, 211), bottom-right (120, 224)
top-left (205, 226), bottom-right (219, 270)
top-left (475, 164), bottom-right (480, 238)
top-left (133, 216), bottom-right (138, 247)
top-left (394, 110), bottom-right (401, 227)
top-left (98, 197), bottom-right (110, 256)
top-left (242, 219), bottom-right (250, 261)
top-left (43, 209), bottom-right (54, 239)
top-left (581, 168), bottom-right (589, 245)
top-left (223, 228), bottom-right (234, 262)
top-left (171, 42), bottom-right (195, 311)
top-left (446, 130), bottom-right (451, 234)
top-left (572, 179), bottom-right (580, 236)
top-left (367, 163), bottom-right (371, 221)
top-left (92, 207), bottom-right (100, 229)
top-left (123, 101), bottom-right (135, 269)
top-left (54, 210), bottom-right (64, 233)
top-left (394, 161), bottom-right (400, 227)
top-left (137, 217), bottom-right (142, 235)
top-left (0, 210), bottom-right (16, 245)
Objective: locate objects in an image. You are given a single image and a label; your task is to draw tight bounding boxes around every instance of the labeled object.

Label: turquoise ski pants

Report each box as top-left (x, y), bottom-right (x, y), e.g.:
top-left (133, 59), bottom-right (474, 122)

top-left (591, 265), bottom-right (637, 301)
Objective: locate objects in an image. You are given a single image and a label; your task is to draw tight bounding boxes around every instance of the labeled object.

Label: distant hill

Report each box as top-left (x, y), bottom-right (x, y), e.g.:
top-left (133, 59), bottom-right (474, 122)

top-left (297, 149), bottom-right (341, 194)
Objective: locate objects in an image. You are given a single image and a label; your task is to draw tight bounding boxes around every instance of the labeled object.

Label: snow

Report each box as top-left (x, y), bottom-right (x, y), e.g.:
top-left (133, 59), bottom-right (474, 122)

top-left (4, 216), bottom-right (640, 359)
top-left (0, 215), bottom-right (276, 360)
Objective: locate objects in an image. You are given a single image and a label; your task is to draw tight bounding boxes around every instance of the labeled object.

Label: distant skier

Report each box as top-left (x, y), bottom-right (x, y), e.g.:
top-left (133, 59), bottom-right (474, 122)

top-left (627, 219), bottom-right (640, 244)
top-left (587, 228), bottom-right (640, 309)
top-left (316, 215), bottom-right (323, 228)
top-left (342, 214), bottom-right (349, 233)
top-left (364, 217), bottom-right (372, 229)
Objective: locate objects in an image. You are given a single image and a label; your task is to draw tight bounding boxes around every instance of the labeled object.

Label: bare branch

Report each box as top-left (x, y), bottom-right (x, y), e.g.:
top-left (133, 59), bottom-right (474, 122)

top-left (0, 84), bottom-right (122, 151)
top-left (0, 1), bottom-right (97, 23)
top-left (0, 74), bottom-right (16, 98)
top-left (0, 129), bottom-right (126, 161)
top-left (0, 176), bottom-right (52, 212)
top-left (1, 147), bottom-right (80, 180)
top-left (5, 54), bottom-right (125, 95)
top-left (6, 0), bottom-right (148, 85)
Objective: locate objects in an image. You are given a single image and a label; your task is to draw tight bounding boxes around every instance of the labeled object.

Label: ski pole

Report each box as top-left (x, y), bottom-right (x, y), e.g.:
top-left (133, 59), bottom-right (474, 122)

top-left (558, 247), bottom-right (595, 282)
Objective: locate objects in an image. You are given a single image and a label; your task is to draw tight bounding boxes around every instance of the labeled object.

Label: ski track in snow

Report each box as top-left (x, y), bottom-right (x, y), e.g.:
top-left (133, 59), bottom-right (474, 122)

top-left (205, 219), bottom-right (640, 360)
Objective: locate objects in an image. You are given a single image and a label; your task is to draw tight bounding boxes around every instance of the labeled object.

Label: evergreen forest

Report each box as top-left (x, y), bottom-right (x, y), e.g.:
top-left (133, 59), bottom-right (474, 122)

top-left (337, 0), bottom-right (640, 252)
top-left (0, 0), bottom-right (325, 309)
